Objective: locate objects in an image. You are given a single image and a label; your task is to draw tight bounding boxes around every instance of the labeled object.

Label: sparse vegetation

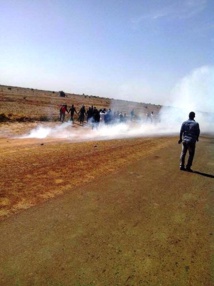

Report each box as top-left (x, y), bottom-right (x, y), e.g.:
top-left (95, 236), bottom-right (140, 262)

top-left (39, 115), bottom-right (50, 121)
top-left (0, 113), bottom-right (9, 122)
top-left (0, 84), bottom-right (162, 123)
top-left (59, 90), bottom-right (66, 97)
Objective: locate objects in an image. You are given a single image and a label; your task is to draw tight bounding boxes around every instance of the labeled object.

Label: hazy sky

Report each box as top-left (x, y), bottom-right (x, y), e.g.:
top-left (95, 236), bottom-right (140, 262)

top-left (0, 0), bottom-right (213, 106)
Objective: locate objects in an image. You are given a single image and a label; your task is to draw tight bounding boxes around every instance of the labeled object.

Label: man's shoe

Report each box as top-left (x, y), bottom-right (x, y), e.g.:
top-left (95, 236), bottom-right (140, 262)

top-left (180, 166), bottom-right (185, 171)
top-left (186, 167), bottom-right (193, 172)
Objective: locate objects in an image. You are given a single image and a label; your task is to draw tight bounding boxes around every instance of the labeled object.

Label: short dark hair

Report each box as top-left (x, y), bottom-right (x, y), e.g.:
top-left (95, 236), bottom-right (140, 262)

top-left (189, 111), bottom-right (195, 119)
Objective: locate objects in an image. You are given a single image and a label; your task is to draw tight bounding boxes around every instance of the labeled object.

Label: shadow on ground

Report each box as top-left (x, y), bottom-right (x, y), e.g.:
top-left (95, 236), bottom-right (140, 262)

top-left (193, 171), bottom-right (214, 178)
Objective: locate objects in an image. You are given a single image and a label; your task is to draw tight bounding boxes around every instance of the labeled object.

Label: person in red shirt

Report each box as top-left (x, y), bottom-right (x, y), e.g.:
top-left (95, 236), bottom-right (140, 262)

top-left (59, 104), bottom-right (68, 122)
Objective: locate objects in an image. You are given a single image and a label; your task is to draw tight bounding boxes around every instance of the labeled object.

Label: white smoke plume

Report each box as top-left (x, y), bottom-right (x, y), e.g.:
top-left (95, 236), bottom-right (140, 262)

top-left (21, 66), bottom-right (213, 141)
top-left (21, 120), bottom-right (171, 141)
top-left (159, 65), bottom-right (214, 133)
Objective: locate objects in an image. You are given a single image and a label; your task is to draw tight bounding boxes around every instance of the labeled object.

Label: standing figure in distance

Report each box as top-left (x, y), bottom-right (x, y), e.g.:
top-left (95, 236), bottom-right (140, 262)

top-left (59, 104), bottom-right (68, 123)
top-left (78, 105), bottom-right (86, 125)
top-left (130, 109), bottom-right (134, 121)
top-left (178, 111), bottom-right (200, 172)
top-left (68, 104), bottom-right (78, 122)
top-left (92, 107), bottom-right (100, 129)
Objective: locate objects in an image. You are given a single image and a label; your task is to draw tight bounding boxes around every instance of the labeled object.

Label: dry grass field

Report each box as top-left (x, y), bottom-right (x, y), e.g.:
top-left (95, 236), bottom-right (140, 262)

top-left (0, 84), bottom-right (162, 220)
top-left (0, 84), bottom-right (161, 123)
top-left (0, 85), bottom-right (213, 286)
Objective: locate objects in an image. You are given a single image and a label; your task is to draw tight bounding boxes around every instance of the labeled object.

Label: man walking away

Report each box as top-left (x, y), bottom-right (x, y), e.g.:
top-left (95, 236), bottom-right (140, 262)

top-left (178, 111), bottom-right (200, 172)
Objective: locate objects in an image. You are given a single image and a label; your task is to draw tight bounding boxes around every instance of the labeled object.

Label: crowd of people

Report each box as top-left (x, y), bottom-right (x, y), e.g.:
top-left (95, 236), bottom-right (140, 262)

top-left (59, 104), bottom-right (132, 126)
top-left (59, 104), bottom-right (158, 126)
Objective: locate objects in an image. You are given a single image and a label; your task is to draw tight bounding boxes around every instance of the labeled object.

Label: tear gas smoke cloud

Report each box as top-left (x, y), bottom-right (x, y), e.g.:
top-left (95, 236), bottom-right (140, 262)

top-left (21, 66), bottom-right (213, 141)
top-left (21, 120), bottom-right (173, 141)
top-left (160, 65), bottom-right (214, 133)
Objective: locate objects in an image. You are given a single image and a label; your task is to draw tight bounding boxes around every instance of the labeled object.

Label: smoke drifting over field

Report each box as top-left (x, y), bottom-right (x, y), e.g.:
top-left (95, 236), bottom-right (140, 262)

top-left (159, 65), bottom-right (214, 133)
top-left (22, 120), bottom-right (173, 141)
top-left (21, 66), bottom-right (214, 141)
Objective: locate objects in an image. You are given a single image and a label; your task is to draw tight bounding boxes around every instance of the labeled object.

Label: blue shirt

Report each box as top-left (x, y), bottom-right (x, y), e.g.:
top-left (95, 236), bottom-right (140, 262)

top-left (180, 119), bottom-right (200, 143)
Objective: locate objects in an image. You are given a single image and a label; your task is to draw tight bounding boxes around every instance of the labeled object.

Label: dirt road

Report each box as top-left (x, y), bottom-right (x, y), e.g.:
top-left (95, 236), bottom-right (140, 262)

top-left (0, 134), bottom-right (213, 286)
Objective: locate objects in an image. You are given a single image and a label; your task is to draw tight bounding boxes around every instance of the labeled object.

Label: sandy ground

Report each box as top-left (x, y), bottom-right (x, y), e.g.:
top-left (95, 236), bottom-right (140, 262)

top-left (0, 123), bottom-right (214, 286)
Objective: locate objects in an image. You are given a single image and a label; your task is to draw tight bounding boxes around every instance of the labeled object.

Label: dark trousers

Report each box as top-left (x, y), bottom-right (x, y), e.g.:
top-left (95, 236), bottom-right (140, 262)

top-left (60, 111), bottom-right (65, 122)
top-left (180, 141), bottom-right (196, 168)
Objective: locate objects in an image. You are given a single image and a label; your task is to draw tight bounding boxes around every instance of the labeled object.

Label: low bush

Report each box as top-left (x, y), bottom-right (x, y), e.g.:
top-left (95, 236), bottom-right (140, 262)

top-left (39, 115), bottom-right (50, 122)
top-left (0, 113), bottom-right (10, 122)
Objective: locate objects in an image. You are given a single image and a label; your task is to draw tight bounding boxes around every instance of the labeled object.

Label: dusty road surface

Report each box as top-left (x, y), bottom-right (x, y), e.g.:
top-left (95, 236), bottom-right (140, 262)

top-left (0, 124), bottom-right (213, 286)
